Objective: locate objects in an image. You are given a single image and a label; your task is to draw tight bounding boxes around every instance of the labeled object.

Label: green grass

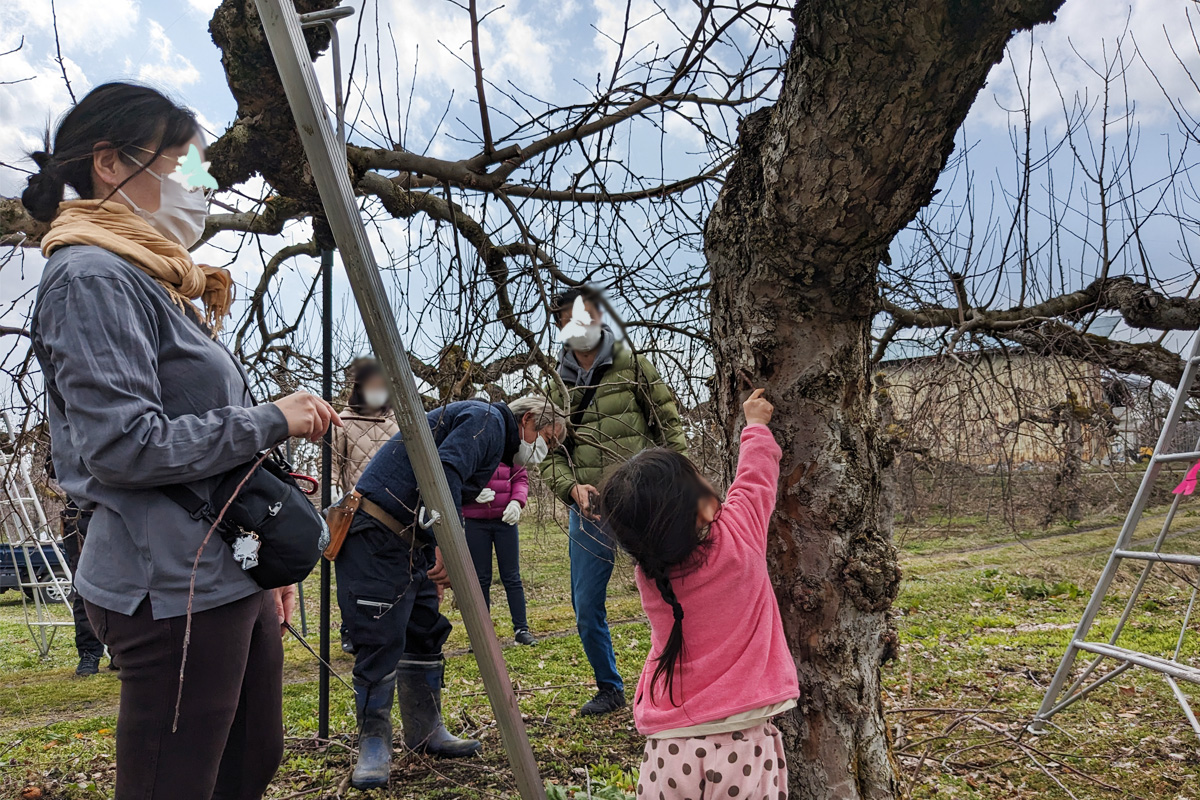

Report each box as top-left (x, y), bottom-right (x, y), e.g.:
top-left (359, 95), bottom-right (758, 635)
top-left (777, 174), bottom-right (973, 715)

top-left (4, 504), bottom-right (1200, 798)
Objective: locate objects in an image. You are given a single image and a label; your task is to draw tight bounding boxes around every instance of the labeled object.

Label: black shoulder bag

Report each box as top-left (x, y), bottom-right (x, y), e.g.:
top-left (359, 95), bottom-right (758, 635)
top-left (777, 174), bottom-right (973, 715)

top-left (161, 451), bottom-right (326, 590)
top-left (163, 317), bottom-right (326, 589)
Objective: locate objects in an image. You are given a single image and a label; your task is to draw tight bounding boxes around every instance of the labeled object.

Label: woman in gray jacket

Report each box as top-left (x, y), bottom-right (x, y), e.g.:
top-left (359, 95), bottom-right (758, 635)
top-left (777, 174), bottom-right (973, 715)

top-left (27, 83), bottom-right (338, 800)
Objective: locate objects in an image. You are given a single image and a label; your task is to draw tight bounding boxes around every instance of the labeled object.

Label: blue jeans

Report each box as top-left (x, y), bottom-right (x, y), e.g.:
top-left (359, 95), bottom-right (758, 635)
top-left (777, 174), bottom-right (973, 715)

top-left (568, 506), bottom-right (623, 693)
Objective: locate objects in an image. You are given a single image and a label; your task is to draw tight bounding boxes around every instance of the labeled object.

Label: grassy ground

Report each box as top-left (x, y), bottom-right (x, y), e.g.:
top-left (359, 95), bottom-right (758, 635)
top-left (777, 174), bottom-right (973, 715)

top-left (3, 502), bottom-right (1200, 799)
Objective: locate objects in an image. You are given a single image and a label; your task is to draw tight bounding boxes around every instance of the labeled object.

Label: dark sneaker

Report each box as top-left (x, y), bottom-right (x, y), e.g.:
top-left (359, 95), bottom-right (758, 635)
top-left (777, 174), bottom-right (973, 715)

top-left (76, 652), bottom-right (101, 677)
top-left (579, 687), bottom-right (625, 716)
top-left (514, 629), bottom-right (536, 646)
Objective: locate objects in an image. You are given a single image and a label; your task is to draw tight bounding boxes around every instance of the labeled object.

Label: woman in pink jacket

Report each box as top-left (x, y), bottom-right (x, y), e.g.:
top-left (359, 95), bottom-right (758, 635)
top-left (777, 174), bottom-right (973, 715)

top-left (598, 389), bottom-right (799, 796)
top-left (463, 463), bottom-right (536, 645)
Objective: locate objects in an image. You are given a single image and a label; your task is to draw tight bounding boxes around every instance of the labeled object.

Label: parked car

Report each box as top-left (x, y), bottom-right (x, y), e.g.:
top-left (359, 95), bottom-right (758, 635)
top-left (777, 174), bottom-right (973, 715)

top-left (0, 542), bottom-right (70, 604)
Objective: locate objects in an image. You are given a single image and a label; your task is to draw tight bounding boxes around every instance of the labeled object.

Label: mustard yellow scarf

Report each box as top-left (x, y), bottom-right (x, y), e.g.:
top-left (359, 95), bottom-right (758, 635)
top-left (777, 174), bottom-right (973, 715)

top-left (41, 200), bottom-right (233, 332)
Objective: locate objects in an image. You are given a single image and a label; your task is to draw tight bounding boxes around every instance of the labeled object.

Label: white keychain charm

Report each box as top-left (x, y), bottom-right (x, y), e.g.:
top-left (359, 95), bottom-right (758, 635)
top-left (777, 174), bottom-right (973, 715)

top-left (232, 532), bottom-right (261, 571)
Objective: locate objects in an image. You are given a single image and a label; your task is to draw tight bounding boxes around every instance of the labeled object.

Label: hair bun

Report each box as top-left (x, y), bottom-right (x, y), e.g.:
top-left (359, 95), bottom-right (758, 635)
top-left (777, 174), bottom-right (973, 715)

top-left (22, 153), bottom-right (66, 223)
top-left (30, 150), bottom-right (54, 171)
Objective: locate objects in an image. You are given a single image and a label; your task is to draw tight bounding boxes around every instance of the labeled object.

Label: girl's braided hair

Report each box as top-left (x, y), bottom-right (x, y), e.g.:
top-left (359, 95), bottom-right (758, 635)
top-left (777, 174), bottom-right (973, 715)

top-left (598, 447), bottom-right (716, 706)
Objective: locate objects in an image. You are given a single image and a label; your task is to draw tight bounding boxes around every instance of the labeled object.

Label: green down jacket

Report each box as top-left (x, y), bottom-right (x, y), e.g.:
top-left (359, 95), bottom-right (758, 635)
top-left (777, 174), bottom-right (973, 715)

top-left (541, 341), bottom-right (687, 504)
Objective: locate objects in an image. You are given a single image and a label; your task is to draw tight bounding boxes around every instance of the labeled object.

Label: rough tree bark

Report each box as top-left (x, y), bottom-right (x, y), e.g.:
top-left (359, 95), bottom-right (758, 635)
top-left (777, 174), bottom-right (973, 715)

top-left (705, 2), bottom-right (1064, 797)
top-left (1053, 409), bottom-right (1085, 523)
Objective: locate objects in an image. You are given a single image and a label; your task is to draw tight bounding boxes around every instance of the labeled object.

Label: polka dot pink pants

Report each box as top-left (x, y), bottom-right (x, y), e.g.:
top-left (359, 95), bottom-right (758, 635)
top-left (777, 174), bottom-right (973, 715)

top-left (637, 723), bottom-right (788, 799)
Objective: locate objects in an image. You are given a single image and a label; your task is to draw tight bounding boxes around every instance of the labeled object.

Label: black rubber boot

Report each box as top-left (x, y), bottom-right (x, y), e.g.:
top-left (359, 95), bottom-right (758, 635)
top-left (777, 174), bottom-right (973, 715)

top-left (396, 654), bottom-right (482, 758)
top-left (350, 673), bottom-right (396, 790)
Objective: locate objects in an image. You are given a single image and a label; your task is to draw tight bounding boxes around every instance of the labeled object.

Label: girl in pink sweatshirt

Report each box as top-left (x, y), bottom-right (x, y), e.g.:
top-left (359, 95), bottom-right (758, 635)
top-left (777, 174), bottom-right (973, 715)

top-left (599, 389), bottom-right (798, 797)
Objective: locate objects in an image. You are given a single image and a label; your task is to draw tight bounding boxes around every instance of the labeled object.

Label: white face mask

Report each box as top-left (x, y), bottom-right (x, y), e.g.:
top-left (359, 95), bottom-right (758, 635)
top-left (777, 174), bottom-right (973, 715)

top-left (514, 434), bottom-right (549, 467)
top-left (558, 295), bottom-right (604, 352)
top-left (119, 155), bottom-right (210, 249)
top-left (362, 388), bottom-right (389, 410)
top-left (566, 325), bottom-right (603, 352)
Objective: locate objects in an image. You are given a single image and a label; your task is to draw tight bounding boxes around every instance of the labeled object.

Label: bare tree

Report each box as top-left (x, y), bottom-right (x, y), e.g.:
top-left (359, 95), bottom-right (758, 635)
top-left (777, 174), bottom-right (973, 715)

top-left (705, 4), bottom-right (1200, 797)
top-left (705, 2), bottom-right (1073, 796)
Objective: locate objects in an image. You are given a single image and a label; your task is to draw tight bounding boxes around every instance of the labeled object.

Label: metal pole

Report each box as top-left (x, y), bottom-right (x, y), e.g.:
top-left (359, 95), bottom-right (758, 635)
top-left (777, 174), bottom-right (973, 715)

top-left (254, 2), bottom-right (546, 796)
top-left (319, 248), bottom-right (334, 741)
top-left (296, 0), bottom-right (347, 749)
top-left (297, 578), bottom-right (307, 636)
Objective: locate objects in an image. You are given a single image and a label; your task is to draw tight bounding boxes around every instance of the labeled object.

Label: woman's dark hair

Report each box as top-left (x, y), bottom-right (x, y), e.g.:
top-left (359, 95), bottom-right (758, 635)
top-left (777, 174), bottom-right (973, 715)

top-left (346, 358), bottom-right (387, 413)
top-left (21, 82), bottom-right (199, 223)
top-left (598, 448), bottom-right (717, 706)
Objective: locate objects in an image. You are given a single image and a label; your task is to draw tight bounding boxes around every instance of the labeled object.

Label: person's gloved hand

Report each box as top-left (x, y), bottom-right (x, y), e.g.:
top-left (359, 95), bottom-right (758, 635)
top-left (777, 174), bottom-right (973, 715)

top-left (502, 500), bottom-right (522, 525)
top-left (475, 487), bottom-right (496, 504)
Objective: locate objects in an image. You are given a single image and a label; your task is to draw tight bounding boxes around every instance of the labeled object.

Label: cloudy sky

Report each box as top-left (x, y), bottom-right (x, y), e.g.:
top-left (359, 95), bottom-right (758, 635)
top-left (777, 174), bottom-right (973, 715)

top-left (1, 0), bottom-right (1199, 394)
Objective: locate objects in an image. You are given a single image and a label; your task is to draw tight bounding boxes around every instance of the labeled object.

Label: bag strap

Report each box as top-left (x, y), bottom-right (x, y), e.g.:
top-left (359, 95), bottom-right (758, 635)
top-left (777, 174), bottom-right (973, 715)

top-left (564, 363), bottom-right (611, 457)
top-left (570, 362), bottom-right (612, 430)
top-left (161, 483), bottom-right (217, 524)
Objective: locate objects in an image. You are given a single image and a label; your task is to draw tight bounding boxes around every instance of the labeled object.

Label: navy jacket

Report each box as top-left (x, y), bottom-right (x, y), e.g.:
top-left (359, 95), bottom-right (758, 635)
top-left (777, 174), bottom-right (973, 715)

top-left (355, 401), bottom-right (521, 534)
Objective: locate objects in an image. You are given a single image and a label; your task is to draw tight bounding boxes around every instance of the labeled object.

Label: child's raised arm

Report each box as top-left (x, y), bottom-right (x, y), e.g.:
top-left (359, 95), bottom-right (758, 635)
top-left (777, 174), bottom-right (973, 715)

top-left (720, 389), bottom-right (783, 553)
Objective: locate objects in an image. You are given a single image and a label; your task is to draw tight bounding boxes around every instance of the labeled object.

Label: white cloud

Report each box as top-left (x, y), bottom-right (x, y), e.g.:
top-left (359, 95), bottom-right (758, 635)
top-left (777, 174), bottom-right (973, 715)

top-left (1, 0), bottom-right (140, 55)
top-left (187, 0), bottom-right (221, 15)
top-left (133, 20), bottom-right (201, 90)
top-left (975, 0), bottom-right (1200, 133)
top-left (0, 34), bottom-right (91, 198)
top-left (351, 0), bottom-right (557, 145)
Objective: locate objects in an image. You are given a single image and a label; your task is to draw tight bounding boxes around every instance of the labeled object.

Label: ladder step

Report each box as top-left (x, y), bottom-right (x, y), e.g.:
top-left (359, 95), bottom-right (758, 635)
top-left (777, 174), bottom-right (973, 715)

top-left (1073, 641), bottom-right (1200, 685)
top-left (1155, 450), bottom-right (1200, 463)
top-left (1114, 550), bottom-right (1200, 567)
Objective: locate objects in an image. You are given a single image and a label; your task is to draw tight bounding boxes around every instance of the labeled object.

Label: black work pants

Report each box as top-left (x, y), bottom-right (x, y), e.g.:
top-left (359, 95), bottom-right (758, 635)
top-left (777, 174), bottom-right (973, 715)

top-left (84, 591), bottom-right (284, 800)
top-left (335, 512), bottom-right (452, 686)
top-left (62, 504), bottom-right (104, 658)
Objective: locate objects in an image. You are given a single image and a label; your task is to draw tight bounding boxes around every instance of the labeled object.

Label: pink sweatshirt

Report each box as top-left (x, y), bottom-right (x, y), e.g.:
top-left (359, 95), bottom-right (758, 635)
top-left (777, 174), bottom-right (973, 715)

top-left (632, 424), bottom-right (799, 735)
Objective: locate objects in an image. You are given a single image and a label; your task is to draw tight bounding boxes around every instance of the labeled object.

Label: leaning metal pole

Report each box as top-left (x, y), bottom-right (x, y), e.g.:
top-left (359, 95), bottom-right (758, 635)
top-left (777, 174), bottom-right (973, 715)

top-left (254, 2), bottom-right (546, 796)
top-left (318, 248), bottom-right (333, 741)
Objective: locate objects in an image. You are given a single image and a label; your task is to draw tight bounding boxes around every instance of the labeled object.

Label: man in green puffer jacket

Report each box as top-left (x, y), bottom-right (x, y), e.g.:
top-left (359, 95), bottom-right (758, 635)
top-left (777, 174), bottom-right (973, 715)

top-left (542, 286), bottom-right (688, 716)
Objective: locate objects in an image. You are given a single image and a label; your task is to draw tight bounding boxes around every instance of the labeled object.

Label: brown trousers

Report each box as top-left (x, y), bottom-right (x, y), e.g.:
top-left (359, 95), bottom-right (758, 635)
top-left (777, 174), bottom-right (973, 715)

top-left (85, 591), bottom-right (284, 800)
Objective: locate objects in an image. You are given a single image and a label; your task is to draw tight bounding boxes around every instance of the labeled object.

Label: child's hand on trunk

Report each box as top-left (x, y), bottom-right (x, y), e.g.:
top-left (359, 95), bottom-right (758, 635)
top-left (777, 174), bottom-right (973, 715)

top-left (743, 388), bottom-right (773, 426)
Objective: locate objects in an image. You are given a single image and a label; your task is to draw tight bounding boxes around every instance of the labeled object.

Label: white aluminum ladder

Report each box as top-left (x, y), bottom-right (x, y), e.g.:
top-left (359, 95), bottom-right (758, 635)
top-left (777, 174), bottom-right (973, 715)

top-left (1033, 328), bottom-right (1200, 737)
top-left (0, 412), bottom-right (74, 658)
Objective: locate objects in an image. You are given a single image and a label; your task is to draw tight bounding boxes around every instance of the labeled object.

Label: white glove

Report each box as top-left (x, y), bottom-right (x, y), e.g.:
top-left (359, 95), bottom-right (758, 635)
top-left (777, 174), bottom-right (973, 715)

top-left (475, 488), bottom-right (496, 504)
top-left (502, 500), bottom-right (522, 525)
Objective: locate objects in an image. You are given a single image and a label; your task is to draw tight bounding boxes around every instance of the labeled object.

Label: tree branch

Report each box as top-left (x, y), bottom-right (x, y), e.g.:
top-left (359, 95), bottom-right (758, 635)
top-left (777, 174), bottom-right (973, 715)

top-left (883, 275), bottom-right (1200, 333)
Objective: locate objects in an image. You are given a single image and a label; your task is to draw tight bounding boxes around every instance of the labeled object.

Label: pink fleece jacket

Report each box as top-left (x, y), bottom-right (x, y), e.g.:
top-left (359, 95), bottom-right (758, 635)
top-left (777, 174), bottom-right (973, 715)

top-left (632, 424), bottom-right (799, 735)
top-left (462, 463), bottom-right (529, 520)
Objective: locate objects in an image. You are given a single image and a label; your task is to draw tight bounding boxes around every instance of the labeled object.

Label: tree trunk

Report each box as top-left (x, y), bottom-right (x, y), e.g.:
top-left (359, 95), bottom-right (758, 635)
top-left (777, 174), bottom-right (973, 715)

top-left (1061, 414), bottom-right (1084, 521)
top-left (1045, 400), bottom-right (1085, 525)
top-left (705, 2), bottom-right (1063, 797)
